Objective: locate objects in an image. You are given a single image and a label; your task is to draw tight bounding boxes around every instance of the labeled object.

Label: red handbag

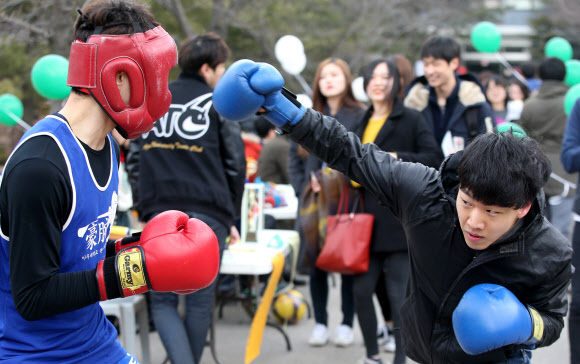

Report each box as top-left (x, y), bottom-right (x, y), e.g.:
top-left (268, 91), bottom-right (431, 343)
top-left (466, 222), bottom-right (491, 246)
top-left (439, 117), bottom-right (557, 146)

top-left (315, 182), bottom-right (374, 274)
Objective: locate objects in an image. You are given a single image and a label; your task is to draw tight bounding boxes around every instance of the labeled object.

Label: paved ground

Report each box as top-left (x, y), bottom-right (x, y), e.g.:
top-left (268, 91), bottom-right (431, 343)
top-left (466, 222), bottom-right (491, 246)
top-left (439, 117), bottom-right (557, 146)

top-left (132, 274), bottom-right (571, 364)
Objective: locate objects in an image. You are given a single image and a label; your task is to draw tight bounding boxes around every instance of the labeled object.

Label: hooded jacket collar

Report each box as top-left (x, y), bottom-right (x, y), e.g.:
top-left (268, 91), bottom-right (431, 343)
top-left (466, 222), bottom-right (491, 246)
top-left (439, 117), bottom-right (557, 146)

top-left (404, 73), bottom-right (487, 112)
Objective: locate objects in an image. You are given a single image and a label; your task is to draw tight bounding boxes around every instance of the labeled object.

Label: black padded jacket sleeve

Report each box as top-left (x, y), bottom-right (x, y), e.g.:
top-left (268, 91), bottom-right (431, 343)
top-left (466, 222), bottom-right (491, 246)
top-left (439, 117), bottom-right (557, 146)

top-left (125, 138), bottom-right (142, 218)
top-left (217, 110), bottom-right (246, 218)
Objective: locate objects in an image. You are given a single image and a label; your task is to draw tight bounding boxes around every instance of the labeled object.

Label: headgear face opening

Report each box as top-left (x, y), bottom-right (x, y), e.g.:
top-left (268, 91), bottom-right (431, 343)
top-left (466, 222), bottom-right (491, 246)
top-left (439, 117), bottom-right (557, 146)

top-left (67, 26), bottom-right (177, 139)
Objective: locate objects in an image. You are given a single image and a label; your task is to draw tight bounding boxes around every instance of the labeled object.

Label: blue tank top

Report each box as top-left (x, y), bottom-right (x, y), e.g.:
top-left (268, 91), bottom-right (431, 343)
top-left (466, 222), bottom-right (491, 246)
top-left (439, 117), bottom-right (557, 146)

top-left (0, 115), bottom-right (126, 363)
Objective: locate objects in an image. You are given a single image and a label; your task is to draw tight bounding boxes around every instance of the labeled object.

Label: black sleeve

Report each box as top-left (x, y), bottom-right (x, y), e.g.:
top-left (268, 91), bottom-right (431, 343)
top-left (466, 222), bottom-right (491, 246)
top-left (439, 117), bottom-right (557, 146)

top-left (396, 112), bottom-right (444, 168)
top-left (125, 138), bottom-right (142, 218)
top-left (284, 109), bottom-right (437, 223)
top-left (217, 109), bottom-right (246, 217)
top-left (6, 157), bottom-right (100, 321)
top-left (287, 140), bottom-right (306, 197)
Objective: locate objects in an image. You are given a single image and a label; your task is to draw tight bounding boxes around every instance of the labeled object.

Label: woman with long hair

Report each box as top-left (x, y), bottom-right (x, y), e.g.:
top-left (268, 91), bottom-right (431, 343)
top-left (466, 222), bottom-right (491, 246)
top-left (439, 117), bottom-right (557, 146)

top-left (485, 75), bottom-right (508, 124)
top-left (505, 78), bottom-right (529, 122)
top-left (350, 59), bottom-right (443, 364)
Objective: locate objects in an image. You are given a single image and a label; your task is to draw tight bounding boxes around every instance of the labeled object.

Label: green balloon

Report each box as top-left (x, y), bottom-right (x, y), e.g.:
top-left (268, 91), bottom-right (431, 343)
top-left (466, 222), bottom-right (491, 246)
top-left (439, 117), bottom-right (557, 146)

top-left (0, 94), bottom-right (24, 127)
top-left (497, 122), bottom-right (527, 138)
top-left (545, 37), bottom-right (573, 62)
top-left (31, 54), bottom-right (71, 100)
top-left (471, 22), bottom-right (502, 53)
top-left (564, 84), bottom-right (580, 115)
top-left (565, 59), bottom-right (580, 86)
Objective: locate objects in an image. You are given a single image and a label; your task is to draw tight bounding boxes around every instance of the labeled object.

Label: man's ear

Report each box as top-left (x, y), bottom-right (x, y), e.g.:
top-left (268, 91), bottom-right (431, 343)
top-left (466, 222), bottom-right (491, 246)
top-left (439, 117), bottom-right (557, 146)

top-left (450, 57), bottom-right (460, 72)
top-left (116, 71), bottom-right (125, 86)
top-left (517, 202), bottom-right (532, 219)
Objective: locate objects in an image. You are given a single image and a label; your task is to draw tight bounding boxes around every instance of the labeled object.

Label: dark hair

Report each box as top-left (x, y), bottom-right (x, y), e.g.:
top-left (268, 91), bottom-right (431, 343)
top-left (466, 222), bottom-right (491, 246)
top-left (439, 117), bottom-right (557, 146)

top-left (387, 54), bottom-right (413, 99)
top-left (254, 116), bottom-right (275, 139)
top-left (363, 59), bottom-right (400, 103)
top-left (458, 132), bottom-right (551, 209)
top-left (72, 0), bottom-right (159, 96)
top-left (507, 78), bottom-right (529, 100)
top-left (520, 62), bottom-right (537, 79)
top-left (420, 36), bottom-right (461, 63)
top-left (311, 57), bottom-right (363, 114)
top-left (178, 33), bottom-right (230, 75)
top-left (539, 57), bottom-right (566, 81)
top-left (73, 0), bottom-right (158, 42)
top-left (485, 75), bottom-right (507, 107)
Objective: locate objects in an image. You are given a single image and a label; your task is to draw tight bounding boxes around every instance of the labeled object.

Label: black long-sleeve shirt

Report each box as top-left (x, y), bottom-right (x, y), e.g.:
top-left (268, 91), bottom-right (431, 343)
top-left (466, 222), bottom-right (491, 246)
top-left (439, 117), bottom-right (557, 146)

top-left (0, 123), bottom-right (119, 320)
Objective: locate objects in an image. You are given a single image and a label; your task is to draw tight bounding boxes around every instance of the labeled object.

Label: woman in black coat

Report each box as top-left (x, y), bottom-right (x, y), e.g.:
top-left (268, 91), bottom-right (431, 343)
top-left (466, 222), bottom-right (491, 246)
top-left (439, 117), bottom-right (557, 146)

top-left (351, 59), bottom-right (443, 364)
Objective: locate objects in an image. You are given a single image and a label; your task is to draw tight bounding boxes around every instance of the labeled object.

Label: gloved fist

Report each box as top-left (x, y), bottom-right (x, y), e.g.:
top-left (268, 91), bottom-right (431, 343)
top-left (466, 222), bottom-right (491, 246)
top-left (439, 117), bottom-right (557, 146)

top-left (96, 210), bottom-right (220, 300)
top-left (452, 283), bottom-right (543, 355)
top-left (213, 59), bottom-right (306, 128)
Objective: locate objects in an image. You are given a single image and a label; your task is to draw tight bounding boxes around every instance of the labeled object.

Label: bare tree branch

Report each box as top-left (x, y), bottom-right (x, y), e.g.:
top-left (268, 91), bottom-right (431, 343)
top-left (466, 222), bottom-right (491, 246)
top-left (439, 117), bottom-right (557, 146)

top-left (0, 13), bottom-right (46, 35)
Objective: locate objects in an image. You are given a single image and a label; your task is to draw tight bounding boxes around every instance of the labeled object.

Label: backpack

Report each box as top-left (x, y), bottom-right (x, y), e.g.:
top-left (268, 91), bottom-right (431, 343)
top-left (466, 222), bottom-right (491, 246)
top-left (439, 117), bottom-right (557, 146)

top-left (464, 107), bottom-right (480, 140)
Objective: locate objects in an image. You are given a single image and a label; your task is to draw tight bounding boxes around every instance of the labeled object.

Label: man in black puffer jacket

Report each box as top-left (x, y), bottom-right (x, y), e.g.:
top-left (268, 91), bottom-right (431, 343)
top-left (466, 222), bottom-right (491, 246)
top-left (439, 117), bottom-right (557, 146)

top-left (212, 59), bottom-right (574, 364)
top-left (287, 110), bottom-right (572, 364)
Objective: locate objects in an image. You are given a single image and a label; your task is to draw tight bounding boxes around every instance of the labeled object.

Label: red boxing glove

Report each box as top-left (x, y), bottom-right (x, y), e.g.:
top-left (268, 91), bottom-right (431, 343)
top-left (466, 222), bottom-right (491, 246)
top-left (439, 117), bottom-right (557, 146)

top-left (96, 210), bottom-right (220, 300)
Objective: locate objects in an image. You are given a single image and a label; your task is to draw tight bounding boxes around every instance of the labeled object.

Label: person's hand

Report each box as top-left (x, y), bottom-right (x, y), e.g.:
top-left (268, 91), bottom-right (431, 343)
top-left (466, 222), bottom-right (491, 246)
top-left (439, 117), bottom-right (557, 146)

top-left (452, 283), bottom-right (543, 355)
top-left (213, 59), bottom-right (306, 128)
top-left (111, 129), bottom-right (130, 149)
top-left (229, 225), bottom-right (241, 244)
top-left (297, 145), bottom-right (310, 159)
top-left (97, 210), bottom-right (220, 300)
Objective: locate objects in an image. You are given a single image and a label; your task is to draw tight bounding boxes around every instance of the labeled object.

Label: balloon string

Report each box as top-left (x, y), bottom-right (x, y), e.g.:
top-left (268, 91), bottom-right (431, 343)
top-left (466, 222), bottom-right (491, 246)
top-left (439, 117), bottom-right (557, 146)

top-left (294, 73), bottom-right (312, 97)
top-left (6, 111), bottom-right (31, 131)
top-left (495, 53), bottom-right (528, 87)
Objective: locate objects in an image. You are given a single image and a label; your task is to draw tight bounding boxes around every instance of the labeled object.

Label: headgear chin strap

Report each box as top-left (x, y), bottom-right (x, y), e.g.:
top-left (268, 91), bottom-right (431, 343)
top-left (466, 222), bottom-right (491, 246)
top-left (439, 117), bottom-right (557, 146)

top-left (67, 26), bottom-right (177, 139)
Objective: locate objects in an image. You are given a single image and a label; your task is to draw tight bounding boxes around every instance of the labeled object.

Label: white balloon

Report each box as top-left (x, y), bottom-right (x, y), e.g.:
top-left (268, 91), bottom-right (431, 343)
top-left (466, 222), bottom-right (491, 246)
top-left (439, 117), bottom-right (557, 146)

top-left (281, 52), bottom-right (307, 76)
top-left (296, 94), bottom-right (312, 109)
top-left (275, 35), bottom-right (304, 64)
top-left (351, 77), bottom-right (368, 103)
top-left (414, 60), bottom-right (424, 77)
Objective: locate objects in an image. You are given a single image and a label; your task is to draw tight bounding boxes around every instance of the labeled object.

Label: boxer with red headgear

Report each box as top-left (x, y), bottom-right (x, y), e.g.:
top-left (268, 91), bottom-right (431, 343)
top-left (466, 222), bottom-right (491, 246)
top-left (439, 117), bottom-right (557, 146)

top-left (0, 1), bottom-right (219, 363)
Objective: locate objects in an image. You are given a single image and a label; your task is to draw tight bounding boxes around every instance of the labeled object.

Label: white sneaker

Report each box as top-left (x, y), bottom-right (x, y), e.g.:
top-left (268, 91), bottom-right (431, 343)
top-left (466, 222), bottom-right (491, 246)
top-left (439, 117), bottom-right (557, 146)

top-left (377, 324), bottom-right (396, 352)
top-left (376, 324), bottom-right (388, 346)
top-left (334, 324), bottom-right (354, 347)
top-left (308, 323), bottom-right (329, 346)
top-left (383, 335), bottom-right (396, 353)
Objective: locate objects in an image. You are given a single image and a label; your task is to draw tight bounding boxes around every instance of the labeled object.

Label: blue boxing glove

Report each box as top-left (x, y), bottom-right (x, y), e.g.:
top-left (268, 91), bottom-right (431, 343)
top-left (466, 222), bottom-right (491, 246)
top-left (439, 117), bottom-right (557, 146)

top-left (213, 59), bottom-right (306, 128)
top-left (452, 283), bottom-right (544, 355)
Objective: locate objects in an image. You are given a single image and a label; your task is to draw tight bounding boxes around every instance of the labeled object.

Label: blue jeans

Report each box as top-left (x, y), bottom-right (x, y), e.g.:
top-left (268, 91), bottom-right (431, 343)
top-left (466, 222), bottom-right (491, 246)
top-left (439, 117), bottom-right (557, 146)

top-left (570, 217), bottom-right (580, 364)
top-left (493, 349), bottom-right (532, 363)
top-left (547, 196), bottom-right (574, 239)
top-left (149, 212), bottom-right (227, 364)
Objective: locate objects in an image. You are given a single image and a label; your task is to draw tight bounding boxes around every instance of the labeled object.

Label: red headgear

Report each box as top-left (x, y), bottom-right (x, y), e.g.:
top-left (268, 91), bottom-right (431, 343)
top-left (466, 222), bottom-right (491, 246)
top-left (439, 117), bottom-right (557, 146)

top-left (67, 26), bottom-right (177, 139)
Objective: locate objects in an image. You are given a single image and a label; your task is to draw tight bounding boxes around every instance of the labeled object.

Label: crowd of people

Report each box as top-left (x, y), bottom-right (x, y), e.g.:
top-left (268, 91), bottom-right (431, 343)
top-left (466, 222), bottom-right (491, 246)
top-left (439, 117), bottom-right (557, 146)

top-left (0, 1), bottom-right (578, 364)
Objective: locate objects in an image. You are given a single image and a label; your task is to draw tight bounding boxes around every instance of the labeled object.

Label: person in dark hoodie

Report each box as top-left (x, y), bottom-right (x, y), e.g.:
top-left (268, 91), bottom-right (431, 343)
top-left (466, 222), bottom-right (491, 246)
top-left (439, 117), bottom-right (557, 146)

top-left (126, 33), bottom-right (246, 364)
top-left (404, 36), bottom-right (496, 156)
top-left (212, 59), bottom-right (574, 364)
